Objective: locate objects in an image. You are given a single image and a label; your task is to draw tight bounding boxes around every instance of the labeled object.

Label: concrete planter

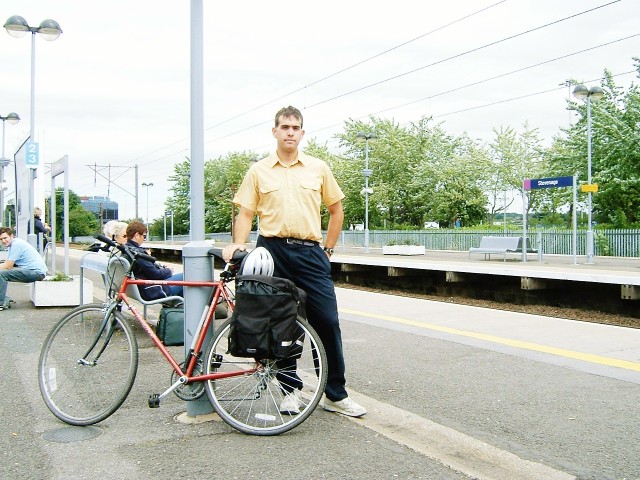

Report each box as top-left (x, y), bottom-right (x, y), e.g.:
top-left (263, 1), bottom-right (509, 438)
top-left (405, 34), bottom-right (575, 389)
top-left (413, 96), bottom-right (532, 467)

top-left (383, 245), bottom-right (425, 256)
top-left (31, 275), bottom-right (93, 307)
top-left (382, 245), bottom-right (400, 255)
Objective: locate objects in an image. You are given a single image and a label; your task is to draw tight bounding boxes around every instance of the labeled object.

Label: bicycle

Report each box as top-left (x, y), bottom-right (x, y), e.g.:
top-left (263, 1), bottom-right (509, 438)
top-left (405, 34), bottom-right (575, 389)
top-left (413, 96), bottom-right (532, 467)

top-left (38, 234), bottom-right (328, 436)
top-left (41, 235), bottom-right (51, 266)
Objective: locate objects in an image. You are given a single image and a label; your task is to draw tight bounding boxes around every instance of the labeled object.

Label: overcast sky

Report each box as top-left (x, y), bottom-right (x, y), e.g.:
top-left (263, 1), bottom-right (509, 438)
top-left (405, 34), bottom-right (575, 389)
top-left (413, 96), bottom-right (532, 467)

top-left (2, 0), bottom-right (639, 223)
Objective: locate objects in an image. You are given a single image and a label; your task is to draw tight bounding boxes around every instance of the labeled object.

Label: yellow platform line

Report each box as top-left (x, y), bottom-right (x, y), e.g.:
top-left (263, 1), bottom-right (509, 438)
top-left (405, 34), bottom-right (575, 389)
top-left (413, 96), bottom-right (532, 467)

top-left (339, 307), bottom-right (640, 372)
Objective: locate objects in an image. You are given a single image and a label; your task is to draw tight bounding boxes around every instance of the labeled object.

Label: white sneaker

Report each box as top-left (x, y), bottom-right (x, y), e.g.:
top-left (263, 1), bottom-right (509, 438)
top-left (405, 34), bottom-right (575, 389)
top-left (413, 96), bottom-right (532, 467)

top-left (279, 391), bottom-right (301, 415)
top-left (323, 396), bottom-right (367, 417)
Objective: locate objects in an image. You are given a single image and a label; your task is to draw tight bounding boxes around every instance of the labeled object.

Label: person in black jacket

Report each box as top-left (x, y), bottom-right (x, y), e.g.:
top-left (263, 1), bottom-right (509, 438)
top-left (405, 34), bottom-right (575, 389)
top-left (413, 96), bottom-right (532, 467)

top-left (125, 221), bottom-right (183, 300)
top-left (32, 207), bottom-right (51, 249)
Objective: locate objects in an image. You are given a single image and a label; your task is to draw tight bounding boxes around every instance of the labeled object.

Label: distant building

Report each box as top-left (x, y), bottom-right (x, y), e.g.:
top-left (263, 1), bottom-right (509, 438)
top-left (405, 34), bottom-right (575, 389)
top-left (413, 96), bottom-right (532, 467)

top-left (80, 196), bottom-right (118, 224)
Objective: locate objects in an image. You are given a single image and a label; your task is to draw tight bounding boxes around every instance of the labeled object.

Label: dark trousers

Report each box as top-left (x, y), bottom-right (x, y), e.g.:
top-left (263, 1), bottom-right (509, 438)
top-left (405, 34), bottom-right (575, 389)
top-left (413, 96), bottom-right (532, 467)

top-left (257, 236), bottom-right (347, 401)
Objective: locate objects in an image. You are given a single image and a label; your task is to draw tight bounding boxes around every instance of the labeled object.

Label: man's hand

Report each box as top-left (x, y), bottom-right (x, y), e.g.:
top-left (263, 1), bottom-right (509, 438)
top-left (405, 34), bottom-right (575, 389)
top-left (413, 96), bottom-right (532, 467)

top-left (222, 243), bottom-right (247, 263)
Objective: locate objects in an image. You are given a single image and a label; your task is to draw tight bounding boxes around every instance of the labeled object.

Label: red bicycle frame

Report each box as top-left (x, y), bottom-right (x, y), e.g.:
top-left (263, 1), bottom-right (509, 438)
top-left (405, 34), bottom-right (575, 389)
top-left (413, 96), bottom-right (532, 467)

top-left (115, 274), bottom-right (256, 389)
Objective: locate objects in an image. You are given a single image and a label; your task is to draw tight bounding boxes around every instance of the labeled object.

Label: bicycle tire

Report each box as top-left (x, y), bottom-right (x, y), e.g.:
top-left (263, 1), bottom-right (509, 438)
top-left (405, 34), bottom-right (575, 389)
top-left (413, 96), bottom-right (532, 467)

top-left (39, 303), bottom-right (139, 426)
top-left (43, 242), bottom-right (51, 266)
top-left (204, 316), bottom-right (327, 436)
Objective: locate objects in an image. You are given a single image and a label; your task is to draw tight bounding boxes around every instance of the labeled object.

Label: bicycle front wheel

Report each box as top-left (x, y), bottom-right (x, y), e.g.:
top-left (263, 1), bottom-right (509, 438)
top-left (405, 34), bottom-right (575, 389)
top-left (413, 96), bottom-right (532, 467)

top-left (204, 316), bottom-right (327, 436)
top-left (39, 303), bottom-right (139, 426)
top-left (43, 242), bottom-right (51, 266)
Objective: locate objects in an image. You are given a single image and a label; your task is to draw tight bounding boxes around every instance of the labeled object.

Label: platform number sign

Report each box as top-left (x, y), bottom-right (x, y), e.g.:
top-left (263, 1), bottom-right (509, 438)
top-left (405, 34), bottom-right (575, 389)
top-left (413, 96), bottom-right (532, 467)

top-left (25, 142), bottom-right (40, 168)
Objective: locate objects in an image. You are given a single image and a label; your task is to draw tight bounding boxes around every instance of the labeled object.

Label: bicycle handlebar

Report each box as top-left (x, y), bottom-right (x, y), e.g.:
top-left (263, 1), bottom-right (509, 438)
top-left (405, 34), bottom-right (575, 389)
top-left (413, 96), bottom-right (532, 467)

top-left (95, 234), bottom-right (157, 263)
top-left (96, 234), bottom-right (247, 269)
top-left (208, 247), bottom-right (247, 262)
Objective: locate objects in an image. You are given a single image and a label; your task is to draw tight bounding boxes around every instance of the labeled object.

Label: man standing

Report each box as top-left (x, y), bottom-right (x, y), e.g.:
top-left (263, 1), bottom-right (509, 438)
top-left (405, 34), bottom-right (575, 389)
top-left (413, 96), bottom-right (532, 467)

top-left (222, 106), bottom-right (366, 417)
top-left (0, 227), bottom-right (48, 310)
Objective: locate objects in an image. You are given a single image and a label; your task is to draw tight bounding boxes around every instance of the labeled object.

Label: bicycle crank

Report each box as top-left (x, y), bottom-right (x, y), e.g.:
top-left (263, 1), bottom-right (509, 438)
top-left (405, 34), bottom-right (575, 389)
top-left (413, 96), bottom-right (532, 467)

top-left (171, 361), bottom-right (205, 401)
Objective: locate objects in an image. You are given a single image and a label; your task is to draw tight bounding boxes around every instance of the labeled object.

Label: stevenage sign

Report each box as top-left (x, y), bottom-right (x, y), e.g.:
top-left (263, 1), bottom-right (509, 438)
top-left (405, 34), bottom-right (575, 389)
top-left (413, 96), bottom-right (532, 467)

top-left (522, 175), bottom-right (579, 265)
top-left (523, 175), bottom-right (574, 190)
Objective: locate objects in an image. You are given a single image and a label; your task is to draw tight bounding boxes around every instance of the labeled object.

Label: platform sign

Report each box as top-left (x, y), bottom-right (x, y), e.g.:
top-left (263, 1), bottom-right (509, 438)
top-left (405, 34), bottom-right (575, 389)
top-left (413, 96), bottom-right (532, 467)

top-left (581, 184), bottom-right (598, 193)
top-left (523, 176), bottom-right (573, 190)
top-left (25, 141), bottom-right (39, 168)
top-left (521, 174), bottom-right (579, 265)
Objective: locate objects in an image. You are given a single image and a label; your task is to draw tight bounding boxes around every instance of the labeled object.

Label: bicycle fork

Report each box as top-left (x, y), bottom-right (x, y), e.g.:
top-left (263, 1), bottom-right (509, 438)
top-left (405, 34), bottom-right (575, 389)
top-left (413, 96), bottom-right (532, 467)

top-left (78, 305), bottom-right (120, 367)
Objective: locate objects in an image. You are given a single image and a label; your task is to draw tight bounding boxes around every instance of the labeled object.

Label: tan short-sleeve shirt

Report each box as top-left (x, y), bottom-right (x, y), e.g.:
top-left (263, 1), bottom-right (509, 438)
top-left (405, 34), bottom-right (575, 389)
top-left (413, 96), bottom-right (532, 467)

top-left (233, 152), bottom-right (344, 243)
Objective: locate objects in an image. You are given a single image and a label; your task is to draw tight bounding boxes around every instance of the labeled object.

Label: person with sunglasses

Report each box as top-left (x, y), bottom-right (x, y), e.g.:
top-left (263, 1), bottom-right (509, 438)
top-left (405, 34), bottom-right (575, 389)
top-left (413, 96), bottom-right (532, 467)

top-left (125, 221), bottom-right (183, 300)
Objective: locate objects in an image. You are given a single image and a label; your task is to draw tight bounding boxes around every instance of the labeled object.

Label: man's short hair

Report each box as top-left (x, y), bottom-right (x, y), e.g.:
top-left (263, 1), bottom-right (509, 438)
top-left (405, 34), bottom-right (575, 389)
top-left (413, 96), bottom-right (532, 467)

top-left (0, 227), bottom-right (13, 236)
top-left (275, 106), bottom-right (303, 128)
top-left (126, 221), bottom-right (146, 240)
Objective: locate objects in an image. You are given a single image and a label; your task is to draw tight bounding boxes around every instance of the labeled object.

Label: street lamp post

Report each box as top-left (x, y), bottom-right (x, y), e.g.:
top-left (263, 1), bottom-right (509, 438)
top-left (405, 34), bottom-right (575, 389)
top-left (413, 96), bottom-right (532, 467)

top-left (4, 15), bottom-right (62, 229)
top-left (0, 112), bottom-right (20, 226)
top-left (356, 131), bottom-right (377, 253)
top-left (572, 84), bottom-right (604, 264)
top-left (142, 182), bottom-right (154, 229)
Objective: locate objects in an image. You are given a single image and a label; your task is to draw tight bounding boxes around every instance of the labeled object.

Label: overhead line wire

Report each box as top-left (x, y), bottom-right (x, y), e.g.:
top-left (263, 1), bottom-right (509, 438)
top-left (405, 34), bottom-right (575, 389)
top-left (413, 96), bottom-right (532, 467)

top-left (75, 68), bottom-right (637, 199)
top-left (200, 33), bottom-right (637, 153)
top-left (312, 69), bottom-right (638, 151)
top-left (98, 1), bottom-right (507, 173)
top-left (368, 34), bottom-right (639, 118)
top-left (305, 0), bottom-right (622, 108)
top-left (199, 0), bottom-right (506, 135)
top-left (193, 1), bottom-right (625, 151)
top-left (103, 0), bottom-right (622, 175)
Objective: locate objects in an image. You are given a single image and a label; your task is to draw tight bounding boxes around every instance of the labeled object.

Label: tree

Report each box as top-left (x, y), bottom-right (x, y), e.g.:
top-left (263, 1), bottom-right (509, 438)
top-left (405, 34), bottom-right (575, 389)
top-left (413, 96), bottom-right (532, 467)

top-left (205, 151), bottom-right (259, 232)
top-left (48, 188), bottom-right (99, 239)
top-left (411, 125), bottom-right (490, 227)
top-left (335, 117), bottom-right (420, 229)
top-left (486, 124), bottom-right (547, 225)
top-left (550, 62), bottom-right (640, 227)
top-left (165, 160), bottom-right (192, 235)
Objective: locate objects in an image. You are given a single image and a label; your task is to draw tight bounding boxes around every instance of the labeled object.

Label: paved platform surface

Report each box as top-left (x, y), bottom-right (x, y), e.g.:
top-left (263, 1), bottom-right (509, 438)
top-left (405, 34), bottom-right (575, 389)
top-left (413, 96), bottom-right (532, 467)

top-left (1, 248), bottom-right (638, 479)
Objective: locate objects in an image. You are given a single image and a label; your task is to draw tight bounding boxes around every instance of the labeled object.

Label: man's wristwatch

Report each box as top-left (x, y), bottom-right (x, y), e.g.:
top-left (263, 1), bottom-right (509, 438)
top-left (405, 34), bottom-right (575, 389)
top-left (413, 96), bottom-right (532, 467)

top-left (323, 246), bottom-right (334, 256)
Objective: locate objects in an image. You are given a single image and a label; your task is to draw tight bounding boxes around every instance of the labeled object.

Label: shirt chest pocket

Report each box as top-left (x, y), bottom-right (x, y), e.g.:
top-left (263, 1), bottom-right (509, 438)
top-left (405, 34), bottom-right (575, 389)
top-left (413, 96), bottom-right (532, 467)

top-left (259, 182), bottom-right (281, 195)
top-left (258, 182), bottom-right (283, 206)
top-left (299, 180), bottom-right (321, 192)
top-left (298, 179), bottom-right (322, 204)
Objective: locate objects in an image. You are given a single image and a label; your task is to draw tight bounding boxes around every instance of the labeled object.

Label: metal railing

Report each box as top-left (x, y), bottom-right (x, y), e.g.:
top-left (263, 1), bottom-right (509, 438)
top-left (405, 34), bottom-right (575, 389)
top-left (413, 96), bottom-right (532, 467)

top-left (143, 228), bottom-right (640, 258)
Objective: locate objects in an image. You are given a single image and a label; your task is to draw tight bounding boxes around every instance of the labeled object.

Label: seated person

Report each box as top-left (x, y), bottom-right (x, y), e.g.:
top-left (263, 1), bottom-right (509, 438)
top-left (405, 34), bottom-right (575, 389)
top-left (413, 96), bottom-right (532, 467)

top-left (105, 221), bottom-right (128, 245)
top-left (33, 207), bottom-right (51, 250)
top-left (0, 227), bottom-right (48, 310)
top-left (103, 220), bottom-right (118, 239)
top-left (125, 221), bottom-right (183, 300)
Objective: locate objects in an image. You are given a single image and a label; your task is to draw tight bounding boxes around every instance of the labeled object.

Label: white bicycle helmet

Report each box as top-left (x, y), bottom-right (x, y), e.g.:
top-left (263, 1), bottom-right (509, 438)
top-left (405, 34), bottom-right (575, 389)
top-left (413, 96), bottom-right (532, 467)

top-left (240, 247), bottom-right (275, 276)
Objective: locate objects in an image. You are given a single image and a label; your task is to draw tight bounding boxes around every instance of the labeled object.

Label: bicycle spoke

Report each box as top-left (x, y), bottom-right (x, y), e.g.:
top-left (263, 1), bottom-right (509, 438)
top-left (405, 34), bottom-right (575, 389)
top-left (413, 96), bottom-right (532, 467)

top-left (204, 317), bottom-right (327, 435)
top-left (39, 304), bottom-right (138, 426)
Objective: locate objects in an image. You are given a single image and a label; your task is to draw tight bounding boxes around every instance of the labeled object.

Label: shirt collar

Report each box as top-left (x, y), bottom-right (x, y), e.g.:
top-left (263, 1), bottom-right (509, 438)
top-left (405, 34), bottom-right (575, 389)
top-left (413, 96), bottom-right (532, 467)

top-left (269, 151), bottom-right (307, 167)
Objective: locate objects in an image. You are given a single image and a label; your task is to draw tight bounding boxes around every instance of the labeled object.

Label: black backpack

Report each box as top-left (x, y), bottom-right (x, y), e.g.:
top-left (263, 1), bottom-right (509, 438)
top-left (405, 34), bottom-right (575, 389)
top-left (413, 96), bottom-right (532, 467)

top-left (228, 275), bottom-right (306, 360)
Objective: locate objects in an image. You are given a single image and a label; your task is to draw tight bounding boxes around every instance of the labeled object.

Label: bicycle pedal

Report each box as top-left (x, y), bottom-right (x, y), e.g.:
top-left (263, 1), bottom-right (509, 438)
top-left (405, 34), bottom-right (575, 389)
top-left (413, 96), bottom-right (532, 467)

top-left (148, 394), bottom-right (161, 408)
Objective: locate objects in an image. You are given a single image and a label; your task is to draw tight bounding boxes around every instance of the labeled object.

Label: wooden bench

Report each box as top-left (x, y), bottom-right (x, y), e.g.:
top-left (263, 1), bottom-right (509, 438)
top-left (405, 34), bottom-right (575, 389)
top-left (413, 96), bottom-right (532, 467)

top-left (469, 236), bottom-right (522, 261)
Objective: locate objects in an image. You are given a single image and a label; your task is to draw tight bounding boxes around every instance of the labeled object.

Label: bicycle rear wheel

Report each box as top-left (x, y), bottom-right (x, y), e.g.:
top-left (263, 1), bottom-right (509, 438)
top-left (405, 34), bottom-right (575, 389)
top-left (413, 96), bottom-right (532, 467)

top-left (204, 316), bottom-right (327, 436)
top-left (39, 303), bottom-right (139, 426)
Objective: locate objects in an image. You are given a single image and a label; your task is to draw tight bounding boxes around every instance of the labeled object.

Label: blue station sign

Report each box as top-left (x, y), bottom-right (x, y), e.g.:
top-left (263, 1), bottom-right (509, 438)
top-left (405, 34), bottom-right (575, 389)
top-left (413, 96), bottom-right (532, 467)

top-left (523, 176), bottom-right (573, 190)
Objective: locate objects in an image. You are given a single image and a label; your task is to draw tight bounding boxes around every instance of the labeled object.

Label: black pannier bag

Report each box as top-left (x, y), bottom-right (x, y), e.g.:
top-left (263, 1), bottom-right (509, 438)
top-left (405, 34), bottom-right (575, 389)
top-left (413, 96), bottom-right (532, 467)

top-left (228, 274), bottom-right (306, 359)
